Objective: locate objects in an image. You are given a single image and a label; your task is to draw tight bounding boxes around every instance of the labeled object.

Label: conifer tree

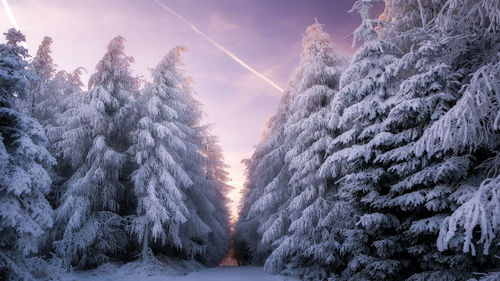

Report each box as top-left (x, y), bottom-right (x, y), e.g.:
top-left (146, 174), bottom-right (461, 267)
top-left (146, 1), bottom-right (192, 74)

top-left (197, 133), bottom-right (232, 265)
top-left (235, 91), bottom-right (291, 265)
top-left (42, 67), bottom-right (87, 210)
top-left (17, 36), bottom-right (56, 123)
top-left (130, 47), bottom-right (231, 265)
top-left (237, 22), bottom-right (349, 280)
top-left (0, 29), bottom-right (54, 280)
top-left (129, 46), bottom-right (194, 258)
top-left (173, 58), bottom-right (231, 265)
top-left (263, 21), bottom-right (348, 280)
top-left (319, 0), bottom-right (500, 279)
top-left (52, 36), bottom-right (138, 268)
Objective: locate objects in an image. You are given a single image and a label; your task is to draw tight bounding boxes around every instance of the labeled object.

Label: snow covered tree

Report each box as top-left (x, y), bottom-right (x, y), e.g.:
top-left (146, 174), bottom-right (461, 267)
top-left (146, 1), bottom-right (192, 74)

top-left (0, 29), bottom-right (54, 280)
top-left (43, 67), bottom-right (86, 210)
top-left (129, 47), bottom-right (230, 265)
top-left (235, 89), bottom-right (291, 265)
top-left (197, 132), bottom-right (232, 265)
top-left (17, 36), bottom-right (56, 123)
top-left (173, 58), bottom-right (231, 266)
top-left (51, 36), bottom-right (138, 269)
top-left (318, 0), bottom-right (500, 279)
top-left (46, 67), bottom-right (87, 153)
top-left (129, 46), bottom-right (195, 259)
top-left (349, 0), bottom-right (380, 46)
top-left (261, 21), bottom-right (349, 280)
top-left (236, 21), bottom-right (351, 280)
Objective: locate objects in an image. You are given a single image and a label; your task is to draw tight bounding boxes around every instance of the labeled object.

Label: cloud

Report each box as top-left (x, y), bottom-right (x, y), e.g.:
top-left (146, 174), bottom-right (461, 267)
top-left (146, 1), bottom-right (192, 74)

top-left (208, 13), bottom-right (241, 32)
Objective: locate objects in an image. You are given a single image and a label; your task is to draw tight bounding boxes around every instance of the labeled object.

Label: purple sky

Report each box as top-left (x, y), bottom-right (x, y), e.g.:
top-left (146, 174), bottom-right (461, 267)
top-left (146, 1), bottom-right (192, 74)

top-left (0, 0), bottom-right (384, 218)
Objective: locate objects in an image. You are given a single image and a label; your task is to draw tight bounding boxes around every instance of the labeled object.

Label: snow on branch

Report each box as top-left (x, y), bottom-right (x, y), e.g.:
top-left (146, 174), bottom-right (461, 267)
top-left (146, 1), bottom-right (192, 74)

top-left (415, 58), bottom-right (500, 157)
top-left (438, 176), bottom-right (500, 255)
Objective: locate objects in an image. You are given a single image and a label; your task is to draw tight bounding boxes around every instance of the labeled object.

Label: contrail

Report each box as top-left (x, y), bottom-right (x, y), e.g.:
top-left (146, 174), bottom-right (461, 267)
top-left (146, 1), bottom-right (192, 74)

top-left (153, 0), bottom-right (284, 93)
top-left (1, 0), bottom-right (20, 30)
top-left (1, 0), bottom-right (28, 49)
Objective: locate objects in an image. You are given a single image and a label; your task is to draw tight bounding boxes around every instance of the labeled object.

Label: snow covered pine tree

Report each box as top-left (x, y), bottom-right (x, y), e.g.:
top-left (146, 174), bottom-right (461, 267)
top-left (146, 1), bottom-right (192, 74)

top-left (200, 133), bottom-right (232, 265)
top-left (51, 36), bottom-right (139, 269)
top-left (239, 0), bottom-right (499, 280)
top-left (235, 82), bottom-right (291, 265)
top-left (319, 0), bottom-right (500, 280)
top-left (130, 46), bottom-right (230, 265)
top-left (16, 36), bottom-right (56, 124)
top-left (237, 20), bottom-right (350, 280)
top-left (0, 29), bottom-right (54, 280)
top-left (262, 21), bottom-right (349, 280)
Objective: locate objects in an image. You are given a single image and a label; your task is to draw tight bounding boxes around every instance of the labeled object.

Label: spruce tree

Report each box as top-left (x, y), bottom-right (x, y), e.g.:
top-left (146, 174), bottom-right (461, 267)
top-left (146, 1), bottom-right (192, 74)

top-left (129, 46), bottom-right (195, 258)
top-left (235, 90), bottom-right (291, 265)
top-left (197, 132), bottom-right (232, 265)
top-left (17, 36), bottom-right (56, 123)
top-left (236, 21), bottom-right (349, 280)
top-left (320, 0), bottom-right (500, 279)
top-left (130, 47), bottom-right (231, 265)
top-left (52, 36), bottom-right (138, 268)
top-left (263, 21), bottom-right (348, 280)
top-left (0, 29), bottom-right (54, 280)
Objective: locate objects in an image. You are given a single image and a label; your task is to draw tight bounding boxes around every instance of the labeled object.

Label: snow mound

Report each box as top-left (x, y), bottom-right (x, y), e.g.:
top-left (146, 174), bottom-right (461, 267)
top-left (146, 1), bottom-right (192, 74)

top-left (43, 256), bottom-right (203, 281)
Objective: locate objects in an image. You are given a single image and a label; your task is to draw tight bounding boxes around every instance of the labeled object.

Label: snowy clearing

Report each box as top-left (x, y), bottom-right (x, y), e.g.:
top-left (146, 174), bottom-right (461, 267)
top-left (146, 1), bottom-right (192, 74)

top-left (55, 265), bottom-right (297, 281)
top-left (175, 266), bottom-right (297, 281)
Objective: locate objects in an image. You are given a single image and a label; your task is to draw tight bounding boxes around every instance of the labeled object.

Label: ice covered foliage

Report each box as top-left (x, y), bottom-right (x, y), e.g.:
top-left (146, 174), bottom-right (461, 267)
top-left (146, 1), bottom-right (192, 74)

top-left (236, 21), bottom-right (350, 279)
top-left (129, 46), bottom-right (192, 258)
top-left (43, 67), bottom-right (87, 210)
top-left (235, 83), bottom-right (291, 265)
top-left (0, 29), bottom-right (54, 280)
top-left (17, 36), bottom-right (57, 123)
top-left (51, 36), bottom-right (139, 269)
top-left (238, 0), bottom-right (500, 279)
top-left (438, 176), bottom-right (500, 256)
top-left (317, 0), bottom-right (500, 280)
top-left (264, 22), bottom-right (349, 279)
top-left (349, 0), bottom-right (381, 46)
top-left (129, 47), bottom-right (230, 266)
top-left (198, 133), bottom-right (232, 265)
top-left (47, 67), bottom-right (87, 160)
top-left (175, 61), bottom-right (231, 267)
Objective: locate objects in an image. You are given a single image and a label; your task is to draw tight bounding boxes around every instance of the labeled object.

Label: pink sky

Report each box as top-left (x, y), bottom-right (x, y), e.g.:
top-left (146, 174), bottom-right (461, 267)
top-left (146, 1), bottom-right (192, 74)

top-left (0, 0), bottom-right (383, 219)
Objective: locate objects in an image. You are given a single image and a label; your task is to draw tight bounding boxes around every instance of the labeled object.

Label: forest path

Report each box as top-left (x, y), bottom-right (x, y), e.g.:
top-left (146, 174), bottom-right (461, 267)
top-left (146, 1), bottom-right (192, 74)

top-left (174, 266), bottom-right (298, 281)
top-left (64, 265), bottom-right (298, 281)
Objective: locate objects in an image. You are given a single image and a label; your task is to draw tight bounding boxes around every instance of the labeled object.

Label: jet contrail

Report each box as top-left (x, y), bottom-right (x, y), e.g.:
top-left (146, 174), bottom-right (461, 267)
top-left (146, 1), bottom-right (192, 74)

top-left (153, 0), bottom-right (284, 93)
top-left (1, 0), bottom-right (20, 30)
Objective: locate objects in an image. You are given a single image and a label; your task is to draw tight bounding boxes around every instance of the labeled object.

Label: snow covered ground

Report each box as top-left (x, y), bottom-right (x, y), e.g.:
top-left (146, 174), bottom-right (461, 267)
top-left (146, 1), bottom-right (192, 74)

top-left (174, 266), bottom-right (297, 281)
top-left (48, 263), bottom-right (298, 281)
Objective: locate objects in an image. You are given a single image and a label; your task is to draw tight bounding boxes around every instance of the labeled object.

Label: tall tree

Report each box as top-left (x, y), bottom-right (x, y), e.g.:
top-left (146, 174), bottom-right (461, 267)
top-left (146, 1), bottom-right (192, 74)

top-left (197, 132), bottom-right (232, 265)
top-left (52, 36), bottom-right (138, 268)
top-left (0, 29), bottom-right (54, 280)
top-left (17, 36), bottom-right (56, 122)
top-left (235, 89), bottom-right (291, 265)
top-left (262, 21), bottom-right (348, 280)
top-left (236, 21), bottom-right (349, 280)
top-left (44, 67), bottom-right (86, 209)
top-left (320, 0), bottom-right (500, 279)
top-left (130, 47), bottom-right (231, 265)
top-left (129, 46), bottom-right (195, 259)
